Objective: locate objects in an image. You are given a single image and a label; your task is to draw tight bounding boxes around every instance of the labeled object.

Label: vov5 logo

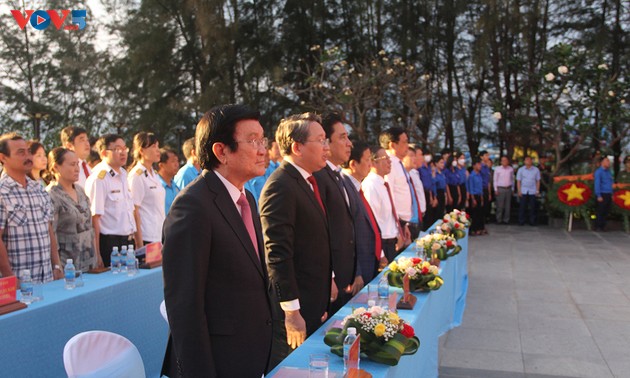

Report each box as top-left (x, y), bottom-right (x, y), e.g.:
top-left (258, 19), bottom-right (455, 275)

top-left (11, 9), bottom-right (87, 30)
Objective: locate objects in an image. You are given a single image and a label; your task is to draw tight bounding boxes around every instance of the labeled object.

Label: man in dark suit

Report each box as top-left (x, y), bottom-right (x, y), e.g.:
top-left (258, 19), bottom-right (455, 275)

top-left (314, 113), bottom-right (356, 313)
top-left (342, 141), bottom-right (386, 284)
top-left (161, 105), bottom-right (273, 377)
top-left (260, 113), bottom-right (332, 366)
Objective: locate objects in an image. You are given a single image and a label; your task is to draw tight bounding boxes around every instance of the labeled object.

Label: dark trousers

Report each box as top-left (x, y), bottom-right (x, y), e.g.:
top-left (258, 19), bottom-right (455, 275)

top-left (382, 238), bottom-right (398, 262)
top-left (483, 188), bottom-right (492, 222)
top-left (448, 184), bottom-right (460, 212)
top-left (436, 189), bottom-right (446, 220)
top-left (99, 233), bottom-right (134, 267)
top-left (468, 194), bottom-right (484, 232)
top-left (458, 184), bottom-right (467, 210)
top-left (595, 193), bottom-right (612, 230)
top-left (423, 189), bottom-right (434, 230)
top-left (518, 194), bottom-right (538, 225)
top-left (401, 220), bottom-right (422, 241)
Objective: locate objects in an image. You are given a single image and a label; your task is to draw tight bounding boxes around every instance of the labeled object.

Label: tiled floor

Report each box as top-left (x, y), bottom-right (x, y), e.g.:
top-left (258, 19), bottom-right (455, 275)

top-left (438, 224), bottom-right (630, 378)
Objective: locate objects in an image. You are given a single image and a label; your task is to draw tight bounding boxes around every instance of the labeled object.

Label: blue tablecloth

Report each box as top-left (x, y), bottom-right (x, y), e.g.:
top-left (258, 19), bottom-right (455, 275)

top-left (269, 229), bottom-right (469, 378)
top-left (0, 268), bottom-right (167, 378)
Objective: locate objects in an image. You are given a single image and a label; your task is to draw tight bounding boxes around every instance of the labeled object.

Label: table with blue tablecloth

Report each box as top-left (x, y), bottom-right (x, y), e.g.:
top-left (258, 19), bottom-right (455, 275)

top-left (269, 230), bottom-right (469, 378)
top-left (0, 268), bottom-right (167, 378)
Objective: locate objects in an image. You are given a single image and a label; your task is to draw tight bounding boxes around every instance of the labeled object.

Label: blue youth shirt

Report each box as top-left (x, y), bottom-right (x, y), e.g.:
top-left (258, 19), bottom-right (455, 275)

top-left (594, 166), bottom-right (613, 197)
top-left (157, 175), bottom-right (180, 215)
top-left (433, 170), bottom-right (446, 190)
top-left (174, 162), bottom-right (200, 189)
top-left (467, 171), bottom-right (483, 195)
top-left (418, 165), bottom-right (436, 195)
top-left (456, 166), bottom-right (467, 185)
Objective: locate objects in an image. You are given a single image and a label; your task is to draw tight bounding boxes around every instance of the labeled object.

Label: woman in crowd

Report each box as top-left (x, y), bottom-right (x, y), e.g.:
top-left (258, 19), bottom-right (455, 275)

top-left (27, 141), bottom-right (48, 186)
top-left (444, 155), bottom-right (461, 212)
top-left (456, 152), bottom-right (468, 210)
top-left (128, 132), bottom-right (165, 248)
top-left (432, 156), bottom-right (447, 219)
top-left (47, 147), bottom-right (102, 271)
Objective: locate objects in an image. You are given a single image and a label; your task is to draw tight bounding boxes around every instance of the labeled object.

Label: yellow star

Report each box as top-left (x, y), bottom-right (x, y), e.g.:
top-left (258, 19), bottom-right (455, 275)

top-left (562, 183), bottom-right (586, 201)
top-left (618, 191), bottom-right (630, 206)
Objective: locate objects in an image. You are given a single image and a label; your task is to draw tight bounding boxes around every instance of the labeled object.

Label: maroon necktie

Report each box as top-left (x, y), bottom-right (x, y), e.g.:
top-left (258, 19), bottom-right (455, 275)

top-left (237, 193), bottom-right (260, 261)
top-left (307, 176), bottom-right (326, 214)
top-left (360, 189), bottom-right (382, 260)
top-left (82, 161), bottom-right (90, 178)
top-left (384, 182), bottom-right (403, 239)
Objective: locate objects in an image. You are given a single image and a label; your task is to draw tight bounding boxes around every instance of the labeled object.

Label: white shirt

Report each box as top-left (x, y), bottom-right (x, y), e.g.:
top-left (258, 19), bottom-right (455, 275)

top-left (214, 170), bottom-right (247, 216)
top-left (85, 161), bottom-right (136, 236)
top-left (384, 153), bottom-right (412, 221)
top-left (362, 171), bottom-right (399, 239)
top-left (128, 163), bottom-right (166, 243)
top-left (409, 169), bottom-right (427, 214)
top-left (76, 158), bottom-right (91, 189)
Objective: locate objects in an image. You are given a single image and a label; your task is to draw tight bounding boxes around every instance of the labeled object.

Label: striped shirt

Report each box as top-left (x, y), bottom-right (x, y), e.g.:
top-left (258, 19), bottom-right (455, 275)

top-left (0, 175), bottom-right (54, 283)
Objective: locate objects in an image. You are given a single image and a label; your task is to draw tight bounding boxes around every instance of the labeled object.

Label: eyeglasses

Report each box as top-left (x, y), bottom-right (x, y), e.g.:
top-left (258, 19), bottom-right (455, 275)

top-left (304, 138), bottom-right (330, 146)
top-left (106, 147), bottom-right (129, 154)
top-left (372, 155), bottom-right (390, 162)
top-left (236, 137), bottom-right (268, 149)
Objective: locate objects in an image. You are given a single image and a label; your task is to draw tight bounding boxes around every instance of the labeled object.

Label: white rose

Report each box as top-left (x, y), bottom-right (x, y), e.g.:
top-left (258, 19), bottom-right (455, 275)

top-left (354, 307), bottom-right (367, 315)
top-left (557, 65), bottom-right (569, 75)
top-left (406, 267), bottom-right (417, 277)
top-left (545, 73), bottom-right (556, 82)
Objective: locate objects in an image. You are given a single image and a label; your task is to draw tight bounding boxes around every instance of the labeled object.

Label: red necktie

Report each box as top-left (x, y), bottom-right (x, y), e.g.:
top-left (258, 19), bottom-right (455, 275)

top-left (360, 189), bottom-right (382, 260)
top-left (408, 177), bottom-right (423, 222)
top-left (237, 193), bottom-right (260, 262)
top-left (307, 176), bottom-right (326, 214)
top-left (82, 161), bottom-right (90, 178)
top-left (384, 182), bottom-right (403, 238)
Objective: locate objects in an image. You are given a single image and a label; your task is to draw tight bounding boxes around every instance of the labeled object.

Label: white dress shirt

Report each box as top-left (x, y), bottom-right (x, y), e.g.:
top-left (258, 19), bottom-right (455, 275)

top-left (384, 153), bottom-right (412, 222)
top-left (361, 171), bottom-right (399, 239)
top-left (85, 161), bottom-right (136, 236)
top-left (409, 169), bottom-right (427, 214)
top-left (76, 158), bottom-right (91, 189)
top-left (128, 163), bottom-right (166, 243)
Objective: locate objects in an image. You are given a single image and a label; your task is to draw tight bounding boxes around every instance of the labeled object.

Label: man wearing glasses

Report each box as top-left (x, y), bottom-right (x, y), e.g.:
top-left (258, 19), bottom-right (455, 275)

top-left (85, 134), bottom-right (136, 266)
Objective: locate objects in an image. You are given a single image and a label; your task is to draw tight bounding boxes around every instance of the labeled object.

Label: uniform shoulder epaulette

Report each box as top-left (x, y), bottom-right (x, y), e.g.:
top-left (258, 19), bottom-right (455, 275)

top-left (136, 168), bottom-right (144, 176)
top-left (97, 170), bottom-right (107, 180)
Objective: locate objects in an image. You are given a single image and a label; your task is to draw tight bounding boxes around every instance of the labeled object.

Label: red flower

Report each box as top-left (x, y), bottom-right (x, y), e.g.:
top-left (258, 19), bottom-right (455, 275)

top-left (443, 218), bottom-right (448, 223)
top-left (412, 258), bottom-right (421, 265)
top-left (401, 323), bottom-right (415, 338)
top-left (454, 223), bottom-right (460, 229)
top-left (421, 266), bottom-right (429, 274)
top-left (364, 312), bottom-right (371, 318)
top-left (466, 213), bottom-right (470, 219)
top-left (446, 240), bottom-right (453, 248)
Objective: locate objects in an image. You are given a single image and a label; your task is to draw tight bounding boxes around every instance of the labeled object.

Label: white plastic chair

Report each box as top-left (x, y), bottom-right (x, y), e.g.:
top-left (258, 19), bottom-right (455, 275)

top-left (159, 300), bottom-right (168, 324)
top-left (63, 330), bottom-right (146, 378)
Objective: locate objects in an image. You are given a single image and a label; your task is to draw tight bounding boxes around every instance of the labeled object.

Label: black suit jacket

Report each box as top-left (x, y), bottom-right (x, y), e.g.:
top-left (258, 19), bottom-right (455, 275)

top-left (342, 173), bottom-right (380, 283)
top-left (259, 161), bottom-right (331, 335)
top-left (314, 165), bottom-right (356, 301)
top-left (161, 170), bottom-right (272, 378)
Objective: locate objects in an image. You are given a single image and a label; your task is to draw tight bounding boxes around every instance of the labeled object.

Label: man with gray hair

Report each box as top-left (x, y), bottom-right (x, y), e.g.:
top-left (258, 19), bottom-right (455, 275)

top-left (260, 113), bottom-right (333, 366)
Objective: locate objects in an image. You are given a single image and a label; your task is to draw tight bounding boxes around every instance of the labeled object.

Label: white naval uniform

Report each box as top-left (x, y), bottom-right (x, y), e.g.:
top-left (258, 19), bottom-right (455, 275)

top-left (84, 161), bottom-right (136, 236)
top-left (128, 163), bottom-right (166, 243)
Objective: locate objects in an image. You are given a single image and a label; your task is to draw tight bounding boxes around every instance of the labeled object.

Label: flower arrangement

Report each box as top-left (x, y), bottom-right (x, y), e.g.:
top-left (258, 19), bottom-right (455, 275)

top-left (416, 232), bottom-right (462, 261)
top-left (387, 257), bottom-right (443, 292)
top-left (323, 305), bottom-right (420, 366)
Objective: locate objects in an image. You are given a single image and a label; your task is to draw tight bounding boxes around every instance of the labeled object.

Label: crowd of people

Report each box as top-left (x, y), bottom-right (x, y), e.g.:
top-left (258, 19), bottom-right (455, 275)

top-left (1, 106), bottom-right (629, 377)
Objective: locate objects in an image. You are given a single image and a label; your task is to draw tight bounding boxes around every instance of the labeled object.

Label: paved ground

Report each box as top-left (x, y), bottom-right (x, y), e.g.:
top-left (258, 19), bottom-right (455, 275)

top-left (438, 224), bottom-right (630, 378)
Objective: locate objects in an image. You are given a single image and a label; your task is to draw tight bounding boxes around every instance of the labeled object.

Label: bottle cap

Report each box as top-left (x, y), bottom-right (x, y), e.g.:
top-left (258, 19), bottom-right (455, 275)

top-left (121, 245), bottom-right (127, 250)
top-left (112, 246), bottom-right (118, 251)
top-left (67, 259), bottom-right (73, 264)
top-left (347, 327), bottom-right (357, 335)
top-left (367, 299), bottom-right (376, 307)
top-left (128, 244), bottom-right (134, 250)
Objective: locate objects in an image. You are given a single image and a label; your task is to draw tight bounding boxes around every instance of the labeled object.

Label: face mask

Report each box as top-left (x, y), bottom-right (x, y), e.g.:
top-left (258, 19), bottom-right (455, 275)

top-left (452, 160), bottom-right (457, 167)
top-left (424, 155), bottom-right (432, 163)
top-left (458, 159), bottom-right (465, 166)
top-left (512, 164), bottom-right (518, 170)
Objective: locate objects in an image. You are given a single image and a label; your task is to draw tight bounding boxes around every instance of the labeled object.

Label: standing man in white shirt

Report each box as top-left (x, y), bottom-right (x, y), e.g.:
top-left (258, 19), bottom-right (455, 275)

top-left (362, 147), bottom-right (405, 261)
top-left (493, 156), bottom-right (514, 224)
top-left (404, 147), bottom-right (427, 218)
top-left (60, 126), bottom-right (92, 189)
top-left (85, 134), bottom-right (137, 266)
top-left (380, 127), bottom-right (415, 244)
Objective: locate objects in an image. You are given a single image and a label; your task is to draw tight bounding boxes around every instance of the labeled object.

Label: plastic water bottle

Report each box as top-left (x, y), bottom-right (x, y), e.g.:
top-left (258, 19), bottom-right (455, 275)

top-left (126, 247), bottom-right (137, 277)
top-left (378, 275), bottom-right (389, 309)
top-left (20, 269), bottom-right (34, 304)
top-left (111, 246), bottom-right (120, 274)
top-left (120, 245), bottom-right (128, 273)
top-left (64, 259), bottom-right (76, 290)
top-left (343, 327), bottom-right (360, 375)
